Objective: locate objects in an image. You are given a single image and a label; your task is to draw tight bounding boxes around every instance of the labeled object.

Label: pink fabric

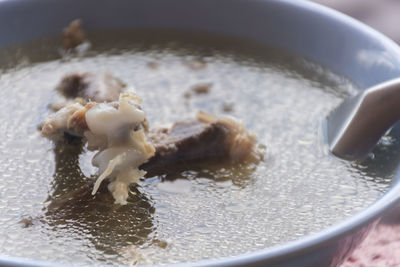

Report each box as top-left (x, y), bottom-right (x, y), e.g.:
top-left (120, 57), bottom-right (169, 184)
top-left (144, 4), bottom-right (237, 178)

top-left (341, 224), bottom-right (400, 267)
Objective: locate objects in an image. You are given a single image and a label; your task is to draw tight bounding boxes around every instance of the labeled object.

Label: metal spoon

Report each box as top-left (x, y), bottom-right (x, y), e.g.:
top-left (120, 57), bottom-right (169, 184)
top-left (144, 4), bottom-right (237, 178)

top-left (326, 78), bottom-right (400, 160)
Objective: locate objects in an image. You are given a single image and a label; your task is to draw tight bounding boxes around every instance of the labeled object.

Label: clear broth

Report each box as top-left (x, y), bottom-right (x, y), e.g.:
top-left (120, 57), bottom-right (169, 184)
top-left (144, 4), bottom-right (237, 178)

top-left (0, 30), bottom-right (397, 265)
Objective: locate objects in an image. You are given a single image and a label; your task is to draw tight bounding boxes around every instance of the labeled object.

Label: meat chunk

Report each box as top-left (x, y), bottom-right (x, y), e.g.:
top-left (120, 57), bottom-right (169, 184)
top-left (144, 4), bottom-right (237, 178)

top-left (191, 82), bottom-right (212, 94)
top-left (57, 72), bottom-right (126, 102)
top-left (46, 111), bottom-right (261, 209)
top-left (49, 72), bottom-right (126, 111)
top-left (62, 19), bottom-right (86, 49)
top-left (142, 111), bottom-right (260, 176)
top-left (197, 112), bottom-right (259, 162)
top-left (42, 92), bottom-right (260, 204)
top-left (42, 104), bottom-right (259, 176)
top-left (41, 102), bottom-right (88, 140)
top-left (42, 93), bottom-right (155, 205)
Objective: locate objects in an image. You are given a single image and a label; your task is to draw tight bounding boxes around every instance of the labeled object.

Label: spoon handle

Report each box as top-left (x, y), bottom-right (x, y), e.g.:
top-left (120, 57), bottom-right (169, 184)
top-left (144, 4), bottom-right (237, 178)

top-left (327, 78), bottom-right (400, 160)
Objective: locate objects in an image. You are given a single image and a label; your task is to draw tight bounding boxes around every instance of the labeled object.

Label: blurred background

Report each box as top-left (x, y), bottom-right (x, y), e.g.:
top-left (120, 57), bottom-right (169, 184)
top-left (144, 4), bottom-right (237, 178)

top-left (313, 0), bottom-right (400, 43)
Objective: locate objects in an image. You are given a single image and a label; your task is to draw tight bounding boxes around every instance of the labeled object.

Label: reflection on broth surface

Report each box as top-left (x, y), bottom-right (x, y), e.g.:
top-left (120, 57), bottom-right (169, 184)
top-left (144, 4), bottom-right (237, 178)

top-left (0, 30), bottom-right (396, 265)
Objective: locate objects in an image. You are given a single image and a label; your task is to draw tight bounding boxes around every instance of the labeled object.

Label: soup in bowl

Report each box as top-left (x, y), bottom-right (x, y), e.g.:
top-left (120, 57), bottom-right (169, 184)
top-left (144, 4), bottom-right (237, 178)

top-left (1, 0), bottom-right (400, 266)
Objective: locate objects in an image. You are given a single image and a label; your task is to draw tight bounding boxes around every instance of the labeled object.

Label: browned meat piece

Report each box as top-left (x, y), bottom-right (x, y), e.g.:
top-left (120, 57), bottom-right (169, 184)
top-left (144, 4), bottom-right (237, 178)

top-left (62, 19), bottom-right (86, 49)
top-left (56, 72), bottom-right (126, 103)
top-left (190, 82), bottom-right (212, 94)
top-left (141, 111), bottom-right (260, 177)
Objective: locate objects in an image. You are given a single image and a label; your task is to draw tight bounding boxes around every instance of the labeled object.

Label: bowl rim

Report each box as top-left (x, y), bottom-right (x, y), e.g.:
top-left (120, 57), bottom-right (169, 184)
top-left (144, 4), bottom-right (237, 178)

top-left (1, 0), bottom-right (400, 266)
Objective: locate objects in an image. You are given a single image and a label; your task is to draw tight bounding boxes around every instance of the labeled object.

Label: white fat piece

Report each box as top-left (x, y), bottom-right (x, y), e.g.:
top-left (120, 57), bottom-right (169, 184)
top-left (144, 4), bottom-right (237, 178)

top-left (91, 147), bottom-right (146, 193)
top-left (85, 93), bottom-right (145, 137)
top-left (85, 93), bottom-right (155, 204)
